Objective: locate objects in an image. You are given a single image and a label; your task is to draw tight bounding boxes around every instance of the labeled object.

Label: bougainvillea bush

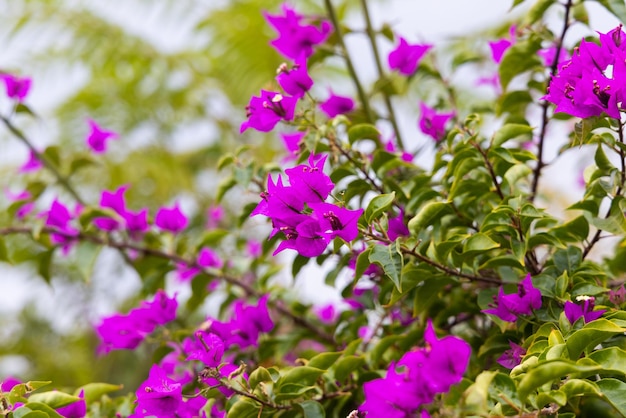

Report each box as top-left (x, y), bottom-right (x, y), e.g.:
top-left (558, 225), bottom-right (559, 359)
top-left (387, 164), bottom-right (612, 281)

top-left (3, 0), bottom-right (626, 416)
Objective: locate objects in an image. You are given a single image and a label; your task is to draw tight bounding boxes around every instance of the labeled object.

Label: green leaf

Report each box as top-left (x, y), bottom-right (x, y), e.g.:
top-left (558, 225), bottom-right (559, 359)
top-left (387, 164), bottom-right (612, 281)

top-left (215, 176), bottom-right (237, 202)
top-left (597, 378), bottom-right (626, 416)
top-left (334, 355), bottom-right (365, 382)
top-left (0, 236), bottom-right (9, 262)
top-left (217, 154), bottom-right (235, 171)
top-left (566, 319), bottom-right (626, 360)
top-left (492, 123), bottom-right (534, 147)
top-left (227, 398), bottom-right (260, 418)
top-left (553, 246), bottom-right (582, 274)
top-left (15, 411), bottom-right (49, 418)
top-left (37, 249), bottom-right (55, 284)
top-left (278, 366), bottom-right (324, 388)
top-left (369, 242), bottom-right (403, 291)
top-left (524, 0), bottom-right (557, 24)
top-left (463, 233), bottom-right (500, 254)
top-left (69, 155), bottom-right (97, 176)
top-left (347, 124), bottom-right (380, 144)
top-left (248, 367), bottom-right (272, 390)
top-left (354, 247), bottom-right (373, 280)
top-left (517, 359), bottom-right (600, 401)
top-left (28, 391), bottom-right (80, 409)
top-left (499, 40), bottom-right (542, 89)
top-left (596, 0), bottom-right (626, 23)
top-left (595, 145), bottom-right (614, 172)
top-left (21, 403), bottom-right (62, 418)
top-left (365, 192), bottom-right (395, 223)
top-left (75, 382), bottom-right (122, 404)
top-left (560, 378), bottom-right (601, 398)
top-left (307, 352), bottom-right (342, 370)
top-left (408, 201), bottom-right (452, 234)
top-left (296, 400), bottom-right (326, 418)
top-left (586, 346), bottom-right (626, 375)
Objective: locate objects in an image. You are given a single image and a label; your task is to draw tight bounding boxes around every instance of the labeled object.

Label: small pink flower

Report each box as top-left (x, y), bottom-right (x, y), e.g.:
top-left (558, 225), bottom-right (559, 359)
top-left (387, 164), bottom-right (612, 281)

top-left (86, 119), bottom-right (118, 153)
top-left (1, 74), bottom-right (31, 102)
top-left (418, 103), bottom-right (455, 141)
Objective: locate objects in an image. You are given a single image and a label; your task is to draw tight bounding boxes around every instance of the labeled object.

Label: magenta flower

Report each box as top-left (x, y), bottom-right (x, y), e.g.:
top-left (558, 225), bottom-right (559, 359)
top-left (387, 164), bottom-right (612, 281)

top-left (310, 202), bottom-right (363, 242)
top-left (388, 208), bottom-right (410, 241)
top-left (497, 341), bottom-right (526, 369)
top-left (206, 205), bottom-right (224, 228)
top-left (264, 4), bottom-right (332, 59)
top-left (483, 274), bottom-right (542, 322)
top-left (44, 199), bottom-right (79, 253)
top-left (360, 320), bottom-right (470, 417)
top-left (177, 247), bottom-right (223, 282)
top-left (276, 56), bottom-right (313, 98)
top-left (418, 103), bottom-right (455, 141)
top-left (314, 303), bottom-right (337, 324)
top-left (1, 377), bottom-right (21, 392)
top-left (136, 364), bottom-right (182, 417)
top-left (124, 209), bottom-right (149, 236)
top-left (538, 46), bottom-right (570, 67)
top-left (385, 139), bottom-right (413, 162)
top-left (388, 37), bottom-right (432, 76)
top-left (208, 295), bottom-right (274, 349)
top-left (5, 189), bottom-right (34, 219)
top-left (319, 91), bottom-right (354, 118)
top-left (240, 90), bottom-right (298, 133)
top-left (284, 154), bottom-right (334, 203)
top-left (56, 390), bottom-right (86, 418)
top-left (155, 203), bottom-right (188, 233)
top-left (564, 296), bottom-right (606, 324)
top-left (488, 25), bottom-right (516, 64)
top-left (86, 119), bottom-right (117, 153)
top-left (1, 74), bottom-right (31, 102)
top-left (19, 150), bottom-right (43, 173)
top-left (273, 217), bottom-right (330, 257)
top-left (183, 331), bottom-right (225, 367)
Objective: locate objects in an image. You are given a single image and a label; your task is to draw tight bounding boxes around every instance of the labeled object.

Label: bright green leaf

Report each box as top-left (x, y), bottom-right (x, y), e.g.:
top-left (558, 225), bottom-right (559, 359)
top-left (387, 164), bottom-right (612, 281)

top-left (365, 192), bottom-right (395, 223)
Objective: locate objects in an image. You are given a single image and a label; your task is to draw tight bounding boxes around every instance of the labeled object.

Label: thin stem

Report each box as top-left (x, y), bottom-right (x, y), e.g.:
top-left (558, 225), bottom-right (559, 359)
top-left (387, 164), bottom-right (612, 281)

top-left (323, 0), bottom-right (375, 124)
top-left (359, 0), bottom-right (405, 150)
top-left (1, 116), bottom-right (85, 205)
top-left (361, 229), bottom-right (502, 284)
top-left (530, 0), bottom-right (573, 202)
top-left (0, 226), bottom-right (337, 346)
top-left (583, 119), bottom-right (626, 259)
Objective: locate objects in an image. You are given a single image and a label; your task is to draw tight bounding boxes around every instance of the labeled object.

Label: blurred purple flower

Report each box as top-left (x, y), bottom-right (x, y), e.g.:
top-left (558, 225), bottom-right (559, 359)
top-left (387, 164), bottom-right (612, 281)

top-left (86, 119), bottom-right (117, 154)
top-left (609, 284), bottom-right (626, 305)
top-left (264, 4), bottom-right (332, 59)
top-left (1, 74), bottom-right (31, 102)
top-left (155, 203), bottom-right (188, 233)
top-left (388, 36), bottom-right (432, 76)
top-left (320, 91), bottom-right (354, 118)
top-left (388, 208), bottom-right (410, 241)
top-left (419, 103), bottom-right (454, 141)
top-left (19, 150), bottom-right (43, 173)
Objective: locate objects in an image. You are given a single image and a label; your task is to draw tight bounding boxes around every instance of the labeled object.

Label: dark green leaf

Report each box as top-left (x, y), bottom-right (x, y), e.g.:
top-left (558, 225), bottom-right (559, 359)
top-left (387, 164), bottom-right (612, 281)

top-left (348, 124), bottom-right (380, 144)
top-left (566, 319), bottom-right (626, 360)
top-left (517, 359), bottom-right (600, 401)
top-left (296, 400), bottom-right (326, 418)
top-left (307, 352), bottom-right (342, 370)
top-left (28, 391), bottom-right (80, 409)
top-left (369, 242), bottom-right (403, 291)
top-left (408, 201), bottom-right (452, 234)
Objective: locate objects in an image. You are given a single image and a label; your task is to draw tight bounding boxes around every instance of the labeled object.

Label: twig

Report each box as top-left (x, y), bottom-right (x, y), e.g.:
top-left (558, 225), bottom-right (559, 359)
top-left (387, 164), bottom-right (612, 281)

top-left (359, 0), bottom-right (405, 150)
top-left (0, 225), bottom-right (338, 346)
top-left (530, 0), bottom-right (573, 202)
top-left (1, 115), bottom-right (85, 205)
top-left (322, 0), bottom-right (375, 124)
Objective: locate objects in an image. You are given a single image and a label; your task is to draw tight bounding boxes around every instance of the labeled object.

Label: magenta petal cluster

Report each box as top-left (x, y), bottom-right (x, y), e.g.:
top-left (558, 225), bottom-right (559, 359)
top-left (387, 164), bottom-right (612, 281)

top-left (252, 154), bottom-right (362, 258)
top-left (388, 37), bottom-right (432, 76)
top-left (419, 103), bottom-right (455, 141)
top-left (86, 119), bottom-right (117, 153)
top-left (155, 203), bottom-right (188, 233)
top-left (19, 150), bottom-right (43, 173)
top-left (276, 57), bottom-right (313, 98)
top-left (240, 90), bottom-right (298, 133)
top-left (360, 320), bottom-right (470, 417)
top-left (319, 91), bottom-right (354, 118)
top-left (564, 296), bottom-right (606, 324)
top-left (1, 74), bottom-right (31, 102)
top-left (264, 4), bottom-right (332, 60)
top-left (208, 295), bottom-right (274, 349)
top-left (96, 290), bottom-right (177, 353)
top-left (92, 185), bottom-right (149, 235)
top-left (135, 364), bottom-right (182, 417)
top-left (45, 199), bottom-right (80, 254)
top-left (544, 25), bottom-right (626, 119)
top-left (483, 274), bottom-right (542, 322)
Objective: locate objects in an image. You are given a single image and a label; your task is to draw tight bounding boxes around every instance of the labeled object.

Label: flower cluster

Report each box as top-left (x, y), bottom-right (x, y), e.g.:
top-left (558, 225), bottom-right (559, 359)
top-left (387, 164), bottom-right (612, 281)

top-left (96, 290), bottom-right (178, 353)
top-left (252, 154), bottom-right (363, 257)
top-left (564, 295), bottom-right (606, 324)
top-left (483, 274), bottom-right (542, 322)
top-left (0, 73), bottom-right (31, 102)
top-left (360, 320), bottom-right (471, 417)
top-left (545, 25), bottom-right (626, 119)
